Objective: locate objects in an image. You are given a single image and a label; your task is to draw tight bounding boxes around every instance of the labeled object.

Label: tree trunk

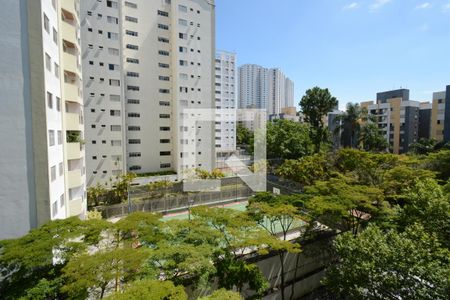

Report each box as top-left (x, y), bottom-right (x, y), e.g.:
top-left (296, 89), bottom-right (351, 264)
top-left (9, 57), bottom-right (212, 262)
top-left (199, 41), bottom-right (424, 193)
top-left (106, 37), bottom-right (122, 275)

top-left (279, 251), bottom-right (286, 300)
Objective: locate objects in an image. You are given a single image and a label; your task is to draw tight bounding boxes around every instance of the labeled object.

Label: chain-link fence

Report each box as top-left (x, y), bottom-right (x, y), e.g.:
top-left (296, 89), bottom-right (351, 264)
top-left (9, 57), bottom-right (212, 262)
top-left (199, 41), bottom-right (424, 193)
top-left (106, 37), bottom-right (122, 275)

top-left (95, 185), bottom-right (254, 219)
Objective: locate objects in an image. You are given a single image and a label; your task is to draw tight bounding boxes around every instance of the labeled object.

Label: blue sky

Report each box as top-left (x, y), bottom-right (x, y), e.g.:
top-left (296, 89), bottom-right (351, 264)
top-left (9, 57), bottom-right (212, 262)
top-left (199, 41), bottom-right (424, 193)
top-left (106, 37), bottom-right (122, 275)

top-left (216, 0), bottom-right (450, 110)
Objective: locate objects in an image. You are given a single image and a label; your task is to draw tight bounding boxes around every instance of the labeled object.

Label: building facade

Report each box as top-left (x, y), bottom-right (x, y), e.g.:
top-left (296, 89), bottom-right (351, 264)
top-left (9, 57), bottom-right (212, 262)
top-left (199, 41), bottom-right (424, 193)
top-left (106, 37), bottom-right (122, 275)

top-left (431, 86), bottom-right (450, 143)
top-left (81, 0), bottom-right (216, 187)
top-left (215, 51), bottom-right (237, 157)
top-left (0, 0), bottom-right (86, 239)
top-left (361, 89), bottom-right (420, 154)
top-left (238, 64), bottom-right (294, 116)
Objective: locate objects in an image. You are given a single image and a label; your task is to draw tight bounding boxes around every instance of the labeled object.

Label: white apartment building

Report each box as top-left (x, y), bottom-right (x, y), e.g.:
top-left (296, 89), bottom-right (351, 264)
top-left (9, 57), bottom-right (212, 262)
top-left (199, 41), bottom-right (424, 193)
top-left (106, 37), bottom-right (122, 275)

top-left (215, 51), bottom-right (237, 156)
top-left (81, 0), bottom-right (216, 187)
top-left (0, 0), bottom-right (86, 239)
top-left (238, 64), bottom-right (294, 116)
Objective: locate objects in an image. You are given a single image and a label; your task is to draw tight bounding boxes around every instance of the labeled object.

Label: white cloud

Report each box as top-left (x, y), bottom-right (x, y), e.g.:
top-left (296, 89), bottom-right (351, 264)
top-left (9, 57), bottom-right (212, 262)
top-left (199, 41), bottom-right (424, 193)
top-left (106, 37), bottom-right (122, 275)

top-left (370, 0), bottom-right (392, 11)
top-left (343, 2), bottom-right (360, 10)
top-left (415, 2), bottom-right (431, 9)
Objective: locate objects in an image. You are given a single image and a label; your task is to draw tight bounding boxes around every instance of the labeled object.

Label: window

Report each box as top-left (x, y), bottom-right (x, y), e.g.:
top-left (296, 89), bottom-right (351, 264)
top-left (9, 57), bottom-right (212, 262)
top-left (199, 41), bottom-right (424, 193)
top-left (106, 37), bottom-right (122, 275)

top-left (125, 1), bottom-right (137, 8)
top-left (160, 127), bottom-right (170, 131)
top-left (158, 50), bottom-right (170, 56)
top-left (127, 58), bottom-right (139, 64)
top-left (179, 73), bottom-right (188, 80)
top-left (56, 97), bottom-right (61, 111)
top-left (52, 201), bottom-right (58, 217)
top-left (159, 89), bottom-right (170, 94)
top-left (49, 130), bottom-right (55, 146)
top-left (159, 76), bottom-right (170, 81)
top-left (160, 151), bottom-right (171, 156)
top-left (179, 46), bottom-right (187, 53)
top-left (111, 125), bottom-right (121, 131)
top-left (126, 30), bottom-right (138, 37)
top-left (158, 24), bottom-right (169, 30)
top-left (47, 92), bottom-right (53, 109)
top-left (50, 166), bottom-right (56, 181)
top-left (126, 44), bottom-right (139, 50)
top-left (110, 110), bottom-right (121, 116)
top-left (60, 194), bottom-right (65, 208)
top-left (157, 10), bottom-right (169, 17)
top-left (127, 99), bottom-right (140, 104)
top-left (129, 152), bottom-right (141, 157)
top-left (110, 95), bottom-right (120, 102)
top-left (43, 14), bottom-right (50, 33)
top-left (128, 139), bottom-right (141, 144)
top-left (108, 32), bottom-right (118, 40)
top-left (127, 85), bottom-right (140, 91)
top-left (127, 72), bottom-right (139, 77)
top-left (109, 79), bottom-right (120, 86)
top-left (179, 60), bottom-right (188, 66)
top-left (107, 16), bottom-right (118, 24)
top-left (52, 28), bottom-right (58, 44)
top-left (160, 163), bottom-right (171, 168)
top-left (178, 5), bottom-right (188, 12)
top-left (108, 48), bottom-right (119, 56)
top-left (159, 101), bottom-right (170, 106)
top-left (160, 139), bottom-right (170, 144)
top-left (54, 63), bottom-right (59, 78)
top-left (45, 53), bottom-right (51, 71)
top-left (179, 19), bottom-right (188, 26)
top-left (158, 37), bottom-right (169, 43)
top-left (107, 0), bottom-right (118, 8)
top-left (59, 162), bottom-right (63, 176)
top-left (125, 16), bottom-right (138, 23)
top-left (57, 130), bottom-right (62, 144)
top-left (179, 33), bottom-right (187, 39)
top-left (108, 64), bottom-right (119, 70)
top-left (128, 126), bottom-right (141, 131)
top-left (160, 114), bottom-right (170, 119)
top-left (129, 166), bottom-right (142, 171)
top-left (159, 63), bottom-right (169, 68)
top-left (128, 113), bottom-right (140, 118)
top-left (111, 140), bottom-right (122, 146)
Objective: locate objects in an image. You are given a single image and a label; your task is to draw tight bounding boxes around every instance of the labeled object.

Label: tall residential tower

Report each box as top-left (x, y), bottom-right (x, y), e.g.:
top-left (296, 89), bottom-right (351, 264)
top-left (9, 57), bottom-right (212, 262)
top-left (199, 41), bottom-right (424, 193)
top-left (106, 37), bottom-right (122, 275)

top-left (0, 0), bottom-right (86, 239)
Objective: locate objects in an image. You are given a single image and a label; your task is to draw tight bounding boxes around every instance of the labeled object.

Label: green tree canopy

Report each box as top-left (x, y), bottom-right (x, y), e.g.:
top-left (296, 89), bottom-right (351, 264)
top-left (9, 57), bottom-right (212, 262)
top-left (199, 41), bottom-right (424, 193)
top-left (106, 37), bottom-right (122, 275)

top-left (106, 280), bottom-right (187, 300)
top-left (300, 87), bottom-right (338, 152)
top-left (324, 224), bottom-right (450, 300)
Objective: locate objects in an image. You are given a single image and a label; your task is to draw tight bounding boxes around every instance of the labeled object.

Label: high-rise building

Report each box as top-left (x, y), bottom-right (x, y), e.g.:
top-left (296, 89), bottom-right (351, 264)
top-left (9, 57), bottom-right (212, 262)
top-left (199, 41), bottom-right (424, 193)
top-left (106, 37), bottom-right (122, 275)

top-left (431, 86), bottom-right (450, 143)
top-left (238, 64), bottom-right (294, 116)
top-left (0, 0), bottom-right (86, 239)
top-left (418, 102), bottom-right (432, 140)
top-left (81, 0), bottom-right (216, 187)
top-left (215, 51), bottom-right (237, 157)
top-left (361, 89), bottom-right (420, 154)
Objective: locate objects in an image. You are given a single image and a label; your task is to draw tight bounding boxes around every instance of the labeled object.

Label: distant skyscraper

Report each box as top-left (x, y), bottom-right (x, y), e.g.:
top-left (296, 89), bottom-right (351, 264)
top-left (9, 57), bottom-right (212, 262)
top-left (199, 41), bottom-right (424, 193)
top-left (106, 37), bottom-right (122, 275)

top-left (431, 86), bottom-right (450, 143)
top-left (238, 64), bottom-right (294, 115)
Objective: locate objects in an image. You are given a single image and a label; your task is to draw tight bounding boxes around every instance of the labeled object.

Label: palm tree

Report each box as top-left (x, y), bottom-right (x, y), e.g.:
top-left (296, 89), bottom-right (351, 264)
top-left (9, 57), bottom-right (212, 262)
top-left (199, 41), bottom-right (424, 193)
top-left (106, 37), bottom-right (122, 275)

top-left (334, 103), bottom-right (368, 148)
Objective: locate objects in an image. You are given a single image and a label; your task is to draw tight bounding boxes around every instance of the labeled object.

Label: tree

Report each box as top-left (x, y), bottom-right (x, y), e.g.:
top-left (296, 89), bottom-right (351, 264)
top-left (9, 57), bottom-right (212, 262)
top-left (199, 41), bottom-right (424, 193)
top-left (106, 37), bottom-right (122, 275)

top-left (301, 176), bottom-right (389, 235)
top-left (236, 124), bottom-right (253, 146)
top-left (300, 87), bottom-right (338, 153)
top-left (199, 289), bottom-right (243, 300)
top-left (359, 121), bottom-right (389, 152)
top-left (62, 248), bottom-right (150, 299)
top-left (107, 280), bottom-right (187, 300)
top-left (397, 179), bottom-right (450, 247)
top-left (324, 224), bottom-right (450, 300)
top-left (409, 138), bottom-right (438, 155)
top-left (248, 194), bottom-right (302, 300)
top-left (334, 103), bottom-right (367, 148)
top-left (87, 182), bottom-right (108, 207)
top-left (276, 154), bottom-right (329, 186)
top-left (0, 218), bottom-right (106, 299)
top-left (111, 173), bottom-right (137, 203)
top-left (144, 180), bottom-right (174, 211)
top-left (266, 119), bottom-right (314, 159)
top-left (426, 150), bottom-right (450, 181)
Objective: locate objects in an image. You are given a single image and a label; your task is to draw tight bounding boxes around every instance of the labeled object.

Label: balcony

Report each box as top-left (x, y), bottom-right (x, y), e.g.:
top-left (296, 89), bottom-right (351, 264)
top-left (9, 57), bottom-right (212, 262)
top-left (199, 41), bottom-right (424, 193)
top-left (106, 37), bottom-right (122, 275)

top-left (66, 113), bottom-right (83, 131)
top-left (62, 52), bottom-right (79, 74)
top-left (61, 21), bottom-right (77, 45)
top-left (67, 169), bottom-right (82, 189)
top-left (69, 197), bottom-right (83, 217)
top-left (61, 1), bottom-right (78, 24)
top-left (67, 142), bottom-right (83, 160)
top-left (63, 82), bottom-right (82, 104)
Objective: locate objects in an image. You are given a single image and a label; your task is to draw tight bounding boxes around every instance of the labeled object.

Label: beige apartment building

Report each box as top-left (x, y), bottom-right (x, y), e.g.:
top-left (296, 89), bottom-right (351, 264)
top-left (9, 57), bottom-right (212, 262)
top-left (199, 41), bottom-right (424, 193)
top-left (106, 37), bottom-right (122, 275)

top-left (0, 0), bottom-right (86, 239)
top-left (81, 0), bottom-right (216, 187)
